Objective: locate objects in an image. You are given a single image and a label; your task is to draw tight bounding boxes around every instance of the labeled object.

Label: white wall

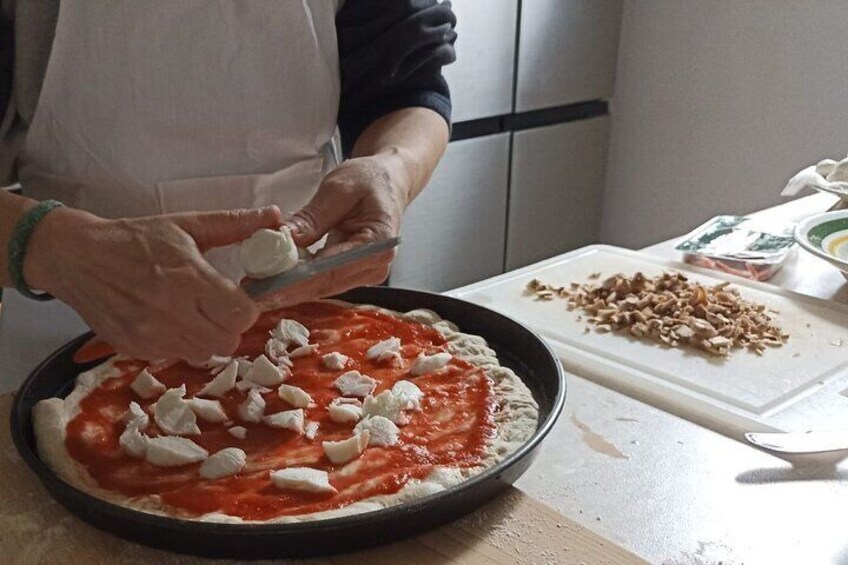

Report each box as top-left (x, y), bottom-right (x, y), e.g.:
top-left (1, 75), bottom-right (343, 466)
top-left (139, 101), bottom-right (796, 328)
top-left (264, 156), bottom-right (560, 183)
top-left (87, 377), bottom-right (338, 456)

top-left (602, 1), bottom-right (848, 248)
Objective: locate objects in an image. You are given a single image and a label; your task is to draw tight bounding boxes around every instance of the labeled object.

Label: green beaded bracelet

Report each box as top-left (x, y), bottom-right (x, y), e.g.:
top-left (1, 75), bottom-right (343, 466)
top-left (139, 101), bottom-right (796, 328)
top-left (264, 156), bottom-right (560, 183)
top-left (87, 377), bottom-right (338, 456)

top-left (7, 199), bottom-right (64, 301)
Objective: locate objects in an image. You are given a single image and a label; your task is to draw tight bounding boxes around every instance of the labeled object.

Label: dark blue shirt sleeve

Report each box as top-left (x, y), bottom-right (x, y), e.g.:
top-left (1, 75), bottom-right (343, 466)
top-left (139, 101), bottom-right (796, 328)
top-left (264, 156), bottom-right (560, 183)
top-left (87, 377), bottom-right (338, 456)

top-left (336, 0), bottom-right (457, 157)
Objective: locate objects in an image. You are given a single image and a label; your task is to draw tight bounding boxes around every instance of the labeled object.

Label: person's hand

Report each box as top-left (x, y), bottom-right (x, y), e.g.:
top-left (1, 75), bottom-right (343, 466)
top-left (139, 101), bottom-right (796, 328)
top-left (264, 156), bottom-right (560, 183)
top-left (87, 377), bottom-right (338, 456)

top-left (266, 155), bottom-right (409, 308)
top-left (24, 205), bottom-right (282, 363)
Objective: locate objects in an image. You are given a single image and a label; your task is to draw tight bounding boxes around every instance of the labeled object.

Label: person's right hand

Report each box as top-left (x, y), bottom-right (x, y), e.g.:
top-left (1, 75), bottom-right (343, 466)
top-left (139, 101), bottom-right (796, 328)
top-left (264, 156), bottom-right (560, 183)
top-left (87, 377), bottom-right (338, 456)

top-left (23, 205), bottom-right (282, 364)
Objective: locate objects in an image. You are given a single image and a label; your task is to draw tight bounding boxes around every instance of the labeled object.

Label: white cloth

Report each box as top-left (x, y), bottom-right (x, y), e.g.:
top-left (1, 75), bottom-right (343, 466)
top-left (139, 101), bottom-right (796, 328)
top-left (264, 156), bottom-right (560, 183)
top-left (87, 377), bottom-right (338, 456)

top-left (0, 1), bottom-right (341, 391)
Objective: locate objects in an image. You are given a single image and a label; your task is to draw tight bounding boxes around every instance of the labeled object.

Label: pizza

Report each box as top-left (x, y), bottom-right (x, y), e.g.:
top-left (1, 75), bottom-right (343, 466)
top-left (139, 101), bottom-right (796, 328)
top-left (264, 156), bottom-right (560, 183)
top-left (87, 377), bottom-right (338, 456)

top-left (33, 300), bottom-right (539, 523)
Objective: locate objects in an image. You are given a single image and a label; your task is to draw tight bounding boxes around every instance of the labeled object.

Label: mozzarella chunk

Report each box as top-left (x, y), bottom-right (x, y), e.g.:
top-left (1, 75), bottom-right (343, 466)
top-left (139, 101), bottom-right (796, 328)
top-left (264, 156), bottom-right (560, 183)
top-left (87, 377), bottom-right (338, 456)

top-left (365, 337), bottom-right (402, 364)
top-left (322, 431), bottom-right (370, 464)
top-left (235, 358), bottom-right (253, 378)
top-left (391, 380), bottom-right (425, 410)
top-left (271, 318), bottom-right (310, 348)
top-left (409, 352), bottom-right (452, 376)
top-left (145, 436), bottom-right (208, 467)
top-left (124, 401), bottom-right (149, 429)
top-left (199, 448), bottom-right (247, 479)
top-left (362, 390), bottom-right (407, 425)
top-left (239, 226), bottom-right (299, 278)
top-left (328, 398), bottom-right (363, 424)
top-left (235, 380), bottom-right (271, 393)
top-left (130, 369), bottom-right (166, 400)
top-left (154, 385), bottom-right (200, 435)
top-left (238, 389), bottom-right (266, 423)
top-left (197, 360), bottom-right (238, 398)
top-left (334, 371), bottom-right (376, 397)
top-left (244, 354), bottom-right (286, 387)
top-left (265, 338), bottom-right (289, 364)
top-left (186, 398), bottom-right (228, 423)
top-left (278, 384), bottom-right (313, 408)
top-left (187, 355), bottom-right (231, 370)
top-left (322, 352), bottom-right (350, 371)
top-left (263, 409), bottom-right (305, 433)
top-left (270, 467), bottom-right (336, 494)
top-left (354, 416), bottom-right (400, 447)
top-left (119, 422), bottom-right (148, 457)
top-left (290, 344), bottom-right (317, 358)
top-left (228, 426), bottom-right (248, 439)
top-left (304, 421), bottom-right (320, 440)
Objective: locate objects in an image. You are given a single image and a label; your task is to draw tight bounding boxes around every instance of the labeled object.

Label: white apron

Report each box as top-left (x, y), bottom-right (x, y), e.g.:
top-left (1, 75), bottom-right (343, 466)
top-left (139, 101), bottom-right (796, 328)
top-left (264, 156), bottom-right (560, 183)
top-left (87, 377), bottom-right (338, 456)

top-left (0, 1), bottom-right (342, 392)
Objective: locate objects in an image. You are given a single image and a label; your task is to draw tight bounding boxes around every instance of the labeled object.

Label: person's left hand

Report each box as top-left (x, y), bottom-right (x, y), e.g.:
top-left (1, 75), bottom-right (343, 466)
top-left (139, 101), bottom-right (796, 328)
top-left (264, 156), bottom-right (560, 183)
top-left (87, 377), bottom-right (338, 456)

top-left (260, 155), bottom-right (409, 308)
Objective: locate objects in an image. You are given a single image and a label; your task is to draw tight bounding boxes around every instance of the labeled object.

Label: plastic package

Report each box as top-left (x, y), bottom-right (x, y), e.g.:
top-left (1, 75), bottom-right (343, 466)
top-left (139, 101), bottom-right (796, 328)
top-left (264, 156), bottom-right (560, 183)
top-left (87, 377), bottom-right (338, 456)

top-left (675, 216), bottom-right (796, 281)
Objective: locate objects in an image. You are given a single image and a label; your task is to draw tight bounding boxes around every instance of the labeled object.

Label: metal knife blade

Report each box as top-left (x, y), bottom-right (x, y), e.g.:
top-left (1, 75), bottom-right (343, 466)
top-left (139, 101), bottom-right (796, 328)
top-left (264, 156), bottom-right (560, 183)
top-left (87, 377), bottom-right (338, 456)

top-left (243, 237), bottom-right (400, 299)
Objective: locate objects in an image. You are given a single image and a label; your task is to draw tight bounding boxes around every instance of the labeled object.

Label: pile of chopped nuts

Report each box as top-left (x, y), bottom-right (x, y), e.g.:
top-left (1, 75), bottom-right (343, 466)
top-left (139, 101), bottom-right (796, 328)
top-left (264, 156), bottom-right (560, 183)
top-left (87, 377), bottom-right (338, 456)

top-left (526, 272), bottom-right (789, 356)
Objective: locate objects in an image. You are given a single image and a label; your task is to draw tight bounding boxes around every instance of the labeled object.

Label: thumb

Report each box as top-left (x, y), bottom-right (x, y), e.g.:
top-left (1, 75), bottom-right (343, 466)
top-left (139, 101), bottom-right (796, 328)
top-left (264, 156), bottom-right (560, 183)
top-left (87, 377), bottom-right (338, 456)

top-left (283, 187), bottom-right (360, 247)
top-left (171, 206), bottom-right (283, 251)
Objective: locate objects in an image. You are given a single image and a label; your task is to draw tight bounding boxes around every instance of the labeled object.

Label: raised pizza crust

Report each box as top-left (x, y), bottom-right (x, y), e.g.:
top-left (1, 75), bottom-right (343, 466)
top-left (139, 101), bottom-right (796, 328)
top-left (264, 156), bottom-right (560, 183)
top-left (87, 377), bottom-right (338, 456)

top-left (33, 301), bottom-right (540, 523)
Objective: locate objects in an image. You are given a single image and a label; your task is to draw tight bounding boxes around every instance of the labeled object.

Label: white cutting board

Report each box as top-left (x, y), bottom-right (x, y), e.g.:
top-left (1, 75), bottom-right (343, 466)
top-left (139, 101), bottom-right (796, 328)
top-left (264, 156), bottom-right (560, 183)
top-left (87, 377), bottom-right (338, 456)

top-left (447, 245), bottom-right (848, 439)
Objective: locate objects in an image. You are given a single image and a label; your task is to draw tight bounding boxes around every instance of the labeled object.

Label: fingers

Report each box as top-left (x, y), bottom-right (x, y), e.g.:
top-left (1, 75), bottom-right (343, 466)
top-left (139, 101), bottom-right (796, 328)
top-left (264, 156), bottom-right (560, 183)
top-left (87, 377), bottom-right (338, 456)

top-left (197, 290), bottom-right (258, 334)
top-left (171, 206), bottom-right (283, 251)
top-left (283, 181), bottom-right (361, 247)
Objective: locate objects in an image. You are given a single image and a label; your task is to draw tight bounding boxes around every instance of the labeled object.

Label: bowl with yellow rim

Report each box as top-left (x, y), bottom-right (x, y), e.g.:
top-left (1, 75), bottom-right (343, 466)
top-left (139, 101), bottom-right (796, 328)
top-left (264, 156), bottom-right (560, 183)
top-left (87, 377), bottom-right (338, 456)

top-left (795, 210), bottom-right (848, 280)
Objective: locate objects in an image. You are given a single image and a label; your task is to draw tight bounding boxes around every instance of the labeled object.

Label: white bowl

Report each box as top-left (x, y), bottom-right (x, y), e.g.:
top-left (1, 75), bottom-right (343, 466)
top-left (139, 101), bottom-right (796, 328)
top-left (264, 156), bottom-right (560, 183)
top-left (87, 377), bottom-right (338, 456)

top-left (794, 210), bottom-right (848, 280)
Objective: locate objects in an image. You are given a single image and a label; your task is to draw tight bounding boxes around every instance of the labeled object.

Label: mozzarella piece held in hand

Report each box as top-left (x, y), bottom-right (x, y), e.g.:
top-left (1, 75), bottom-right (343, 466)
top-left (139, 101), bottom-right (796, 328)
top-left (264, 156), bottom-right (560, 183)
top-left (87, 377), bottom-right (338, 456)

top-left (239, 226), bottom-right (299, 278)
top-left (244, 354), bottom-right (286, 386)
top-left (391, 380), bottom-right (425, 410)
top-left (238, 389), bottom-right (266, 423)
top-left (334, 371), bottom-right (376, 397)
top-left (354, 416), bottom-right (400, 447)
top-left (154, 385), bottom-right (201, 436)
top-left (263, 408), bottom-right (305, 433)
top-left (409, 352), bottom-right (452, 376)
top-left (186, 398), bottom-right (228, 423)
top-left (362, 390), bottom-right (408, 425)
top-left (228, 426), bottom-right (248, 439)
top-left (272, 319), bottom-right (310, 348)
top-left (277, 384), bottom-right (313, 408)
top-left (270, 467), bottom-right (337, 494)
top-left (131, 369), bottom-right (166, 400)
top-left (199, 447), bottom-right (247, 479)
top-left (197, 360), bottom-right (238, 398)
top-left (322, 430), bottom-right (370, 464)
top-left (328, 397), bottom-right (363, 424)
top-left (322, 352), bottom-right (350, 370)
top-left (366, 337), bottom-right (402, 364)
top-left (145, 436), bottom-right (208, 467)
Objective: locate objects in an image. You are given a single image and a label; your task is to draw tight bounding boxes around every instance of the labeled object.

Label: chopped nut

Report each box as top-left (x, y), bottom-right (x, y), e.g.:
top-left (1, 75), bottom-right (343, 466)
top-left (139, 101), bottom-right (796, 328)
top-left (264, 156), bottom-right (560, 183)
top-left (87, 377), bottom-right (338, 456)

top-left (525, 272), bottom-right (788, 358)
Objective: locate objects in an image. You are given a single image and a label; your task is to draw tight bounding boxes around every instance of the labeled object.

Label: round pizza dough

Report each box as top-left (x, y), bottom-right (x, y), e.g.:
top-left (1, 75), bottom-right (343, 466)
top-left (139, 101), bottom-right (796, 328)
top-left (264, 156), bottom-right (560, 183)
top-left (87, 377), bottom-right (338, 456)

top-left (33, 301), bottom-right (540, 523)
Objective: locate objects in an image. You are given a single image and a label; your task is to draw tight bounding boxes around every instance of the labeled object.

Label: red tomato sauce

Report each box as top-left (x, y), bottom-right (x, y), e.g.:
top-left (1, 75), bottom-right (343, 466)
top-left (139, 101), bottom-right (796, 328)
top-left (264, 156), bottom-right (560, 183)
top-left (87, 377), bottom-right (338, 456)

top-left (64, 302), bottom-right (497, 520)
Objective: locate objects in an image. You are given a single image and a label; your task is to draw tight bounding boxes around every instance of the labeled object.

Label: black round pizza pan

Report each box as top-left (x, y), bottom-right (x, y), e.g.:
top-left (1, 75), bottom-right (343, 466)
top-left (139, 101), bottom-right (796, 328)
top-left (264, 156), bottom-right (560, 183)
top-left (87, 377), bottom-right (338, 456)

top-left (10, 286), bottom-right (566, 559)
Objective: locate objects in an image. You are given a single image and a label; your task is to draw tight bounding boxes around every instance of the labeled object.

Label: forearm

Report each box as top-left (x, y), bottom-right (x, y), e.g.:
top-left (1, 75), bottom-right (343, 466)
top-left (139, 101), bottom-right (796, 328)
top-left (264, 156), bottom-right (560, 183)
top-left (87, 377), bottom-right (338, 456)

top-left (350, 107), bottom-right (449, 207)
top-left (0, 188), bottom-right (38, 287)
